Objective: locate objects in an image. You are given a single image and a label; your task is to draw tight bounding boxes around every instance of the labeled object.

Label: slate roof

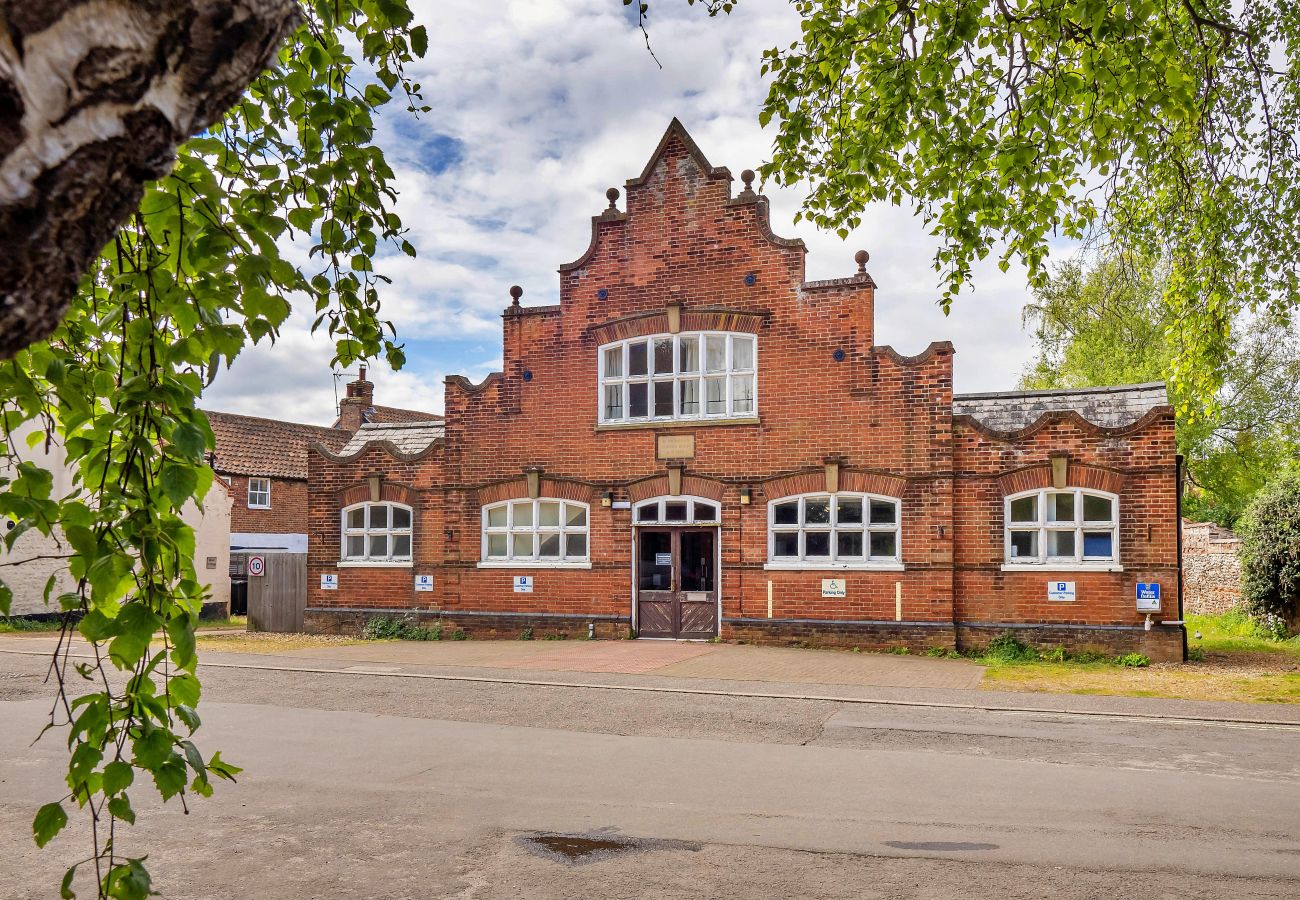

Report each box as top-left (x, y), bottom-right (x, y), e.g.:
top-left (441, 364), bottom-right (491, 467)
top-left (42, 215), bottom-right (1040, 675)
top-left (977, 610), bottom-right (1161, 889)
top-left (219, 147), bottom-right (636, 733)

top-left (330, 405), bottom-right (443, 428)
top-left (952, 382), bottom-right (1168, 432)
top-left (337, 421), bottom-right (446, 456)
top-left (205, 410), bottom-right (350, 480)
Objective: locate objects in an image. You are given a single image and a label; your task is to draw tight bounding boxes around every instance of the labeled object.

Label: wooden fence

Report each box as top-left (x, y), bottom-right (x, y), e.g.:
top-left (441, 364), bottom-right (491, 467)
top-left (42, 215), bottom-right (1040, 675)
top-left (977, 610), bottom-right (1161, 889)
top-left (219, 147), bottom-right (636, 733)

top-left (246, 552), bottom-right (307, 632)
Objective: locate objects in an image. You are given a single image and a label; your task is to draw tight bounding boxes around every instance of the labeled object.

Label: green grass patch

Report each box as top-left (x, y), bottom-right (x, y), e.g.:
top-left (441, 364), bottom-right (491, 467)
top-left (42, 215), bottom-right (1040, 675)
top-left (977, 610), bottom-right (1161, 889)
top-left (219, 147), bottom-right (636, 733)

top-left (1187, 610), bottom-right (1300, 659)
top-left (361, 615), bottom-right (443, 641)
top-left (0, 616), bottom-right (64, 633)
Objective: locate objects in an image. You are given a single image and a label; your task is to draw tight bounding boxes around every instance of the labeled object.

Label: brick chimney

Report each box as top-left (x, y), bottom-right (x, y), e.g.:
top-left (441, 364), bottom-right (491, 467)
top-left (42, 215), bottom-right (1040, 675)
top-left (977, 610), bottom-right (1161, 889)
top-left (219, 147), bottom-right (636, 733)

top-left (338, 366), bottom-right (374, 432)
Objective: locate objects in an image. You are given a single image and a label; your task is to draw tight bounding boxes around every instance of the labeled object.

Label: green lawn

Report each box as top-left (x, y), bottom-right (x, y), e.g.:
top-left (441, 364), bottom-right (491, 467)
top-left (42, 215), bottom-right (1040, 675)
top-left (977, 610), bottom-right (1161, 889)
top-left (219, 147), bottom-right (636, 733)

top-left (1, 614), bottom-right (246, 634)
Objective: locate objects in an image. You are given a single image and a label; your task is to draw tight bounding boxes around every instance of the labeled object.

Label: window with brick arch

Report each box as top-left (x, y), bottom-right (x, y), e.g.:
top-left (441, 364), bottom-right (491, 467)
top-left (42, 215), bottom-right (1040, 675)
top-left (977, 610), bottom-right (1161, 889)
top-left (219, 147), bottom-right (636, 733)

top-left (766, 493), bottom-right (902, 569)
top-left (1004, 489), bottom-right (1119, 568)
top-left (481, 499), bottom-right (589, 565)
top-left (598, 331), bottom-right (757, 423)
top-left (341, 502), bottom-right (412, 564)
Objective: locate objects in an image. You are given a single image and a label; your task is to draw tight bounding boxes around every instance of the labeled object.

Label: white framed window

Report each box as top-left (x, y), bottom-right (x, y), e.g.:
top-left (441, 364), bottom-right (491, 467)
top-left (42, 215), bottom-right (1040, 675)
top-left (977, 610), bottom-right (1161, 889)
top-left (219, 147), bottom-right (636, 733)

top-left (598, 331), bottom-right (757, 423)
top-left (341, 502), bottom-right (412, 564)
top-left (633, 496), bottom-right (721, 525)
top-left (247, 477), bottom-right (271, 509)
top-left (480, 499), bottom-right (590, 567)
top-left (765, 493), bottom-right (903, 570)
top-left (1003, 488), bottom-right (1120, 570)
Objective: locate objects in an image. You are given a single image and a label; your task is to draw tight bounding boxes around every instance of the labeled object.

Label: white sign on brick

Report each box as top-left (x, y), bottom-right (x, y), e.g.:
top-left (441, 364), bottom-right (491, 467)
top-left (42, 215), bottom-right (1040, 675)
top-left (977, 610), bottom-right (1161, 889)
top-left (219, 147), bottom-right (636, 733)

top-left (414, 574), bottom-right (434, 592)
top-left (821, 578), bottom-right (847, 598)
top-left (320, 573), bottom-right (338, 590)
top-left (1047, 580), bottom-right (1076, 602)
top-left (513, 575), bottom-right (533, 593)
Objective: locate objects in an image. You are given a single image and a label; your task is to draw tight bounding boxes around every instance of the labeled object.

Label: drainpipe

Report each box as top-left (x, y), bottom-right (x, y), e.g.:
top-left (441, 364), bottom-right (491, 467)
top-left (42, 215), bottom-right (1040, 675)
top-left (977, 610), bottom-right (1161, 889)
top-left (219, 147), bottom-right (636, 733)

top-left (1176, 454), bottom-right (1186, 661)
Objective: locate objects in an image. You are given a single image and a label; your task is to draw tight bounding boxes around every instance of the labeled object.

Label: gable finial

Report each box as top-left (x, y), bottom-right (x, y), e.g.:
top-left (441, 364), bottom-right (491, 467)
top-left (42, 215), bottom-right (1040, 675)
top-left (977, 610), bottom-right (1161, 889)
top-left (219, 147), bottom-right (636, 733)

top-left (602, 187), bottom-right (621, 218)
top-left (855, 250), bottom-right (870, 274)
top-left (739, 169), bottom-right (756, 199)
top-left (509, 285), bottom-right (523, 307)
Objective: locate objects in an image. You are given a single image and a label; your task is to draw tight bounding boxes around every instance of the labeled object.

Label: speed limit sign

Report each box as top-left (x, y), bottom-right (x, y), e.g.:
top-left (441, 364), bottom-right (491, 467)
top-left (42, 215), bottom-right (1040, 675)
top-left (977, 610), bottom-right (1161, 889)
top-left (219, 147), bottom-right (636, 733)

top-left (247, 554), bottom-right (265, 577)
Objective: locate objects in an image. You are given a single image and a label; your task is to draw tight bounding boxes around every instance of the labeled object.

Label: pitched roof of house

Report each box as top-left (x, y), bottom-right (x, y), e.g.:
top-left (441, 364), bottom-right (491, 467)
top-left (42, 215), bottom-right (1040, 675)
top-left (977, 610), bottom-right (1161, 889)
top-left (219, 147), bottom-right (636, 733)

top-left (330, 405), bottom-right (443, 428)
top-left (337, 421), bottom-right (445, 456)
top-left (952, 382), bottom-right (1168, 433)
top-left (205, 410), bottom-right (351, 480)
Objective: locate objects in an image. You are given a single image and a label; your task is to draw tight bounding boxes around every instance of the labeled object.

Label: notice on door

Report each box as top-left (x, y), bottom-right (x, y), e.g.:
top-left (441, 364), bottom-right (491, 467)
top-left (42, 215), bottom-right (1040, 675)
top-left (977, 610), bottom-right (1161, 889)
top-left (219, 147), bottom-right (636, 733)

top-left (821, 578), bottom-right (846, 598)
top-left (655, 552), bottom-right (672, 567)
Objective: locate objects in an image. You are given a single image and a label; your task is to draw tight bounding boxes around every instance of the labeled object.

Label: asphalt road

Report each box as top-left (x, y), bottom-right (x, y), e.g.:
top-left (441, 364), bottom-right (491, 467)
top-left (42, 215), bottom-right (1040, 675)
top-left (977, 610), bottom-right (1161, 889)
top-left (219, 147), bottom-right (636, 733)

top-left (2, 650), bottom-right (1298, 898)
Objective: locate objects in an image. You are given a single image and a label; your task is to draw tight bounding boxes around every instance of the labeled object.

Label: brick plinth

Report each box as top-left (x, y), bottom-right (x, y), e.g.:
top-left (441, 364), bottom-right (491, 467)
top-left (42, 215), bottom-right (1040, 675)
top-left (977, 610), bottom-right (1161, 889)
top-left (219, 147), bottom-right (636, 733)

top-left (303, 607), bottom-right (629, 640)
top-left (956, 622), bottom-right (1185, 663)
top-left (722, 617), bottom-right (955, 652)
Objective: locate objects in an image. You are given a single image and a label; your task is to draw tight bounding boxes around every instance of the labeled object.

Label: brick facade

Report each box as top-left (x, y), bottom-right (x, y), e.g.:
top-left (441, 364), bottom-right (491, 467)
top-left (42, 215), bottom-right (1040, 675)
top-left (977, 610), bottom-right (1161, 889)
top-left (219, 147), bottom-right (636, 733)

top-left (305, 120), bottom-right (1185, 662)
top-left (226, 474), bottom-right (308, 535)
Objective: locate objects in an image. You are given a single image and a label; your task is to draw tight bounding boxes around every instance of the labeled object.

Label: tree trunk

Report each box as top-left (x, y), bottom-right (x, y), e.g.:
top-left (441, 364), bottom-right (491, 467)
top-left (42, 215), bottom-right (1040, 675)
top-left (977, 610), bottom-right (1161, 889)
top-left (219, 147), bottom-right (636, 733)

top-left (0, 0), bottom-right (299, 358)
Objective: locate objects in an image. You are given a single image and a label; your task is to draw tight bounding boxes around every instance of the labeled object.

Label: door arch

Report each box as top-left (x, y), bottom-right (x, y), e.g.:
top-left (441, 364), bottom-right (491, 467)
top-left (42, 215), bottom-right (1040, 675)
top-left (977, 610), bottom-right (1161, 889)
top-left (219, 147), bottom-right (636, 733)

top-left (632, 496), bottom-right (721, 639)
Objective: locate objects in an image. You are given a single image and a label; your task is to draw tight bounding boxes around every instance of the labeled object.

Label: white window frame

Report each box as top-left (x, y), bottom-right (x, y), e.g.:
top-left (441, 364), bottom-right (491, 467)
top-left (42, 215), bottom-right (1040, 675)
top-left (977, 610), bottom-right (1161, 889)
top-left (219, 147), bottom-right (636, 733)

top-left (1001, 488), bottom-right (1122, 572)
top-left (247, 477), bottom-right (271, 509)
top-left (632, 496), bottom-right (722, 525)
top-left (764, 492), bottom-right (904, 571)
top-left (340, 501), bottom-right (413, 567)
top-left (597, 331), bottom-right (758, 424)
top-left (478, 499), bottom-right (592, 569)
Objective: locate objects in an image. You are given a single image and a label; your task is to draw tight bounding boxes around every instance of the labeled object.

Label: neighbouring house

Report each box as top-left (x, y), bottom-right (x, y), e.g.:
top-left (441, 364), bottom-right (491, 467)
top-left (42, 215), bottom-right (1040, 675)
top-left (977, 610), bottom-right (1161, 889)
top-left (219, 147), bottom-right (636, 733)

top-left (1182, 519), bottom-right (1243, 615)
top-left (303, 119), bottom-right (1184, 661)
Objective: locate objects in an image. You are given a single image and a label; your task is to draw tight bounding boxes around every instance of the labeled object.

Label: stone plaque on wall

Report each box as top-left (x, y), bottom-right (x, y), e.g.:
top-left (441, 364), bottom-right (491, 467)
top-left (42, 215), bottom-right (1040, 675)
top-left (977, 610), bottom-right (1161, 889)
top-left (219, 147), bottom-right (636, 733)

top-left (657, 434), bottom-right (695, 459)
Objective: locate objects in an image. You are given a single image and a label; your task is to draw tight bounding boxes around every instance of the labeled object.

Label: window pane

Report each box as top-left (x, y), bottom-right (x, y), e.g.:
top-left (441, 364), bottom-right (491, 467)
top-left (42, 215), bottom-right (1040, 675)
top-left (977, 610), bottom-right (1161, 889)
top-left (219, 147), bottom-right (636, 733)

top-left (539, 533), bottom-right (561, 557)
top-left (1009, 530), bottom-right (1038, 559)
top-left (539, 501), bottom-right (560, 527)
top-left (636, 503), bottom-right (659, 522)
top-left (837, 531), bottom-right (864, 558)
top-left (837, 498), bottom-right (863, 524)
top-left (679, 379), bottom-right (700, 415)
top-left (565, 533), bottom-right (587, 557)
top-left (1048, 492), bottom-right (1075, 523)
top-left (732, 375), bottom-right (754, 414)
top-left (346, 535), bottom-right (364, 557)
top-left (694, 502), bottom-right (719, 522)
top-left (679, 336), bottom-right (699, 372)
top-left (369, 534), bottom-right (388, 557)
top-left (487, 534), bottom-right (507, 557)
top-left (392, 506), bottom-right (411, 529)
top-left (705, 377), bottom-right (726, 414)
top-left (869, 500), bottom-right (896, 525)
top-left (1083, 531), bottom-right (1114, 558)
top-left (773, 501), bottom-right (799, 525)
top-left (804, 498), bottom-right (831, 524)
top-left (732, 336), bottom-right (755, 370)
top-left (628, 341), bottom-right (647, 376)
top-left (805, 531), bottom-right (831, 557)
top-left (603, 345), bottom-right (623, 377)
top-left (664, 501), bottom-right (688, 521)
top-left (654, 338), bottom-right (674, 374)
top-left (346, 507), bottom-right (365, 529)
top-left (604, 384), bottom-right (623, 419)
top-left (369, 504), bottom-right (388, 528)
top-left (869, 531), bottom-right (897, 559)
top-left (392, 535), bottom-right (411, 557)
top-left (1047, 529), bottom-right (1076, 557)
top-left (1010, 496), bottom-right (1037, 523)
top-left (512, 532), bottom-right (534, 557)
top-left (654, 381), bottom-right (674, 417)
top-left (487, 505), bottom-right (507, 528)
top-left (1083, 494), bottom-right (1113, 523)
top-left (629, 382), bottom-right (648, 417)
top-left (705, 335), bottom-right (727, 372)
top-left (773, 532), bottom-right (799, 557)
top-left (511, 501), bottom-right (533, 527)
top-left (565, 504), bottom-right (586, 527)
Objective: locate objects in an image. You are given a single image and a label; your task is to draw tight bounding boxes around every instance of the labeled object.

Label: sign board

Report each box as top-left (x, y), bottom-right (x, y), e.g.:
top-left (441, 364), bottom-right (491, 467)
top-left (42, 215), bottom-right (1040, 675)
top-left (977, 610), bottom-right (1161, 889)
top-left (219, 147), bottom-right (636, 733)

top-left (320, 573), bottom-right (338, 591)
top-left (1136, 582), bottom-right (1161, 612)
top-left (821, 578), bottom-right (847, 598)
top-left (414, 574), bottom-right (434, 592)
top-left (513, 575), bottom-right (533, 593)
top-left (1047, 580), bottom-right (1076, 602)
top-left (611, 500), bottom-right (631, 509)
top-left (656, 434), bottom-right (695, 459)
top-left (655, 552), bottom-right (673, 567)
top-left (247, 554), bottom-right (265, 577)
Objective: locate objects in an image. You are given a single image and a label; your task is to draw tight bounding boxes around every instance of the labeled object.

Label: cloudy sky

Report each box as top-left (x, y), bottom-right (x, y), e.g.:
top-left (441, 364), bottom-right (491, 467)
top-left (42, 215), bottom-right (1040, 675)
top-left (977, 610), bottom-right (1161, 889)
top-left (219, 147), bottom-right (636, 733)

top-left (202, 0), bottom-right (1051, 426)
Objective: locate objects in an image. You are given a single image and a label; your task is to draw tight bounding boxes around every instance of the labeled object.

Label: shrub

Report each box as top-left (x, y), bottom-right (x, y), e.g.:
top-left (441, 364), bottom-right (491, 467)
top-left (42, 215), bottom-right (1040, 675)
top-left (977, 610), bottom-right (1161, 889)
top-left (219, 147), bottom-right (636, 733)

top-left (1188, 647), bottom-right (1206, 662)
top-left (1239, 473), bottom-right (1300, 634)
top-left (887, 645), bottom-right (911, 655)
top-left (362, 615), bottom-right (440, 641)
top-left (1115, 653), bottom-right (1151, 668)
top-left (520, 627), bottom-right (534, 641)
top-left (1072, 649), bottom-right (1108, 664)
top-left (982, 632), bottom-right (1039, 662)
top-left (1040, 646), bottom-right (1069, 663)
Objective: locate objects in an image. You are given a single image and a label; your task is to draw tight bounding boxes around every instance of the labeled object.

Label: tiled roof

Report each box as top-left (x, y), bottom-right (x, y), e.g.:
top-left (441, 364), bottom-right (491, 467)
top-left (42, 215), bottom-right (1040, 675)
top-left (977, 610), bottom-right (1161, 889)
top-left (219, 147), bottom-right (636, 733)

top-left (952, 382), bottom-right (1168, 432)
top-left (331, 405), bottom-right (442, 428)
top-left (338, 421), bottom-right (445, 456)
top-left (205, 410), bottom-right (350, 480)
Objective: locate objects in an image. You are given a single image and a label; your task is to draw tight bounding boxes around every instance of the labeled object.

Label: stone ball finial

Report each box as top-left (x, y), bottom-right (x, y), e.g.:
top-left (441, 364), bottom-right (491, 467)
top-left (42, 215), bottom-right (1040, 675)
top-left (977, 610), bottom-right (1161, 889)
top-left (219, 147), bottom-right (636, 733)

top-left (509, 285), bottom-right (523, 305)
top-left (606, 187), bottom-right (620, 208)
top-left (855, 250), bottom-right (870, 273)
top-left (741, 169), bottom-right (755, 189)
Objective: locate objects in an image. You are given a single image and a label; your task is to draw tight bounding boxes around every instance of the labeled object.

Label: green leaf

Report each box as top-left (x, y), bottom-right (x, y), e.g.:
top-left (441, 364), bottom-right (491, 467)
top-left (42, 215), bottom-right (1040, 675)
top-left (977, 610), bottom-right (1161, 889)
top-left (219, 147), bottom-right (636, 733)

top-left (107, 795), bottom-right (136, 826)
top-left (102, 761), bottom-right (134, 796)
top-left (33, 802), bottom-right (68, 848)
top-left (410, 25), bottom-right (428, 57)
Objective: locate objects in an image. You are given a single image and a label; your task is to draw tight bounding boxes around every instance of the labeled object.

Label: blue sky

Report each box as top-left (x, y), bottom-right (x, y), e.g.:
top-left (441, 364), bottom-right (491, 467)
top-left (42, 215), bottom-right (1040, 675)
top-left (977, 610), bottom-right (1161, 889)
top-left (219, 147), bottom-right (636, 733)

top-left (203, 0), bottom-right (1048, 426)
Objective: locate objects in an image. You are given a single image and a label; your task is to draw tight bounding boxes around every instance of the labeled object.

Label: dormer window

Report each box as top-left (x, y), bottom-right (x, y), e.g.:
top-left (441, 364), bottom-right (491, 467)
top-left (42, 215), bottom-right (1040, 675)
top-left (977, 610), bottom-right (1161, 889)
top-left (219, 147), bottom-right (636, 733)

top-left (599, 332), bottom-right (757, 423)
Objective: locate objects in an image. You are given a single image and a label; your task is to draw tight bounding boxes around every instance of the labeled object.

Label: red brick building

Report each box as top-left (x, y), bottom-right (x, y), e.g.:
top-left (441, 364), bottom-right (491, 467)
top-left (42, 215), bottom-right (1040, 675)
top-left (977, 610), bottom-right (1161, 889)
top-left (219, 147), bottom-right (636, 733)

top-left (306, 121), bottom-right (1184, 661)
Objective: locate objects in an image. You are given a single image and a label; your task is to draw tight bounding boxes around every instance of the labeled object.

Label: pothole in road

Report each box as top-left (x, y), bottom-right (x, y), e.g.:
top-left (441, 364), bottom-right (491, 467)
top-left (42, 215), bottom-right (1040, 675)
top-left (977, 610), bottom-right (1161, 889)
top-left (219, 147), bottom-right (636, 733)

top-left (515, 831), bottom-right (701, 866)
top-left (884, 840), bottom-right (999, 852)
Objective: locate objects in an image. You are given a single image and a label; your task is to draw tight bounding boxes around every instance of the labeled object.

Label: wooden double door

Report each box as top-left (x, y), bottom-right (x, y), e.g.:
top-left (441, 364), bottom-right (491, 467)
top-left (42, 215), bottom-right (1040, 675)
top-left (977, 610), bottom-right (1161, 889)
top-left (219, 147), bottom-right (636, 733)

top-left (635, 527), bottom-right (718, 639)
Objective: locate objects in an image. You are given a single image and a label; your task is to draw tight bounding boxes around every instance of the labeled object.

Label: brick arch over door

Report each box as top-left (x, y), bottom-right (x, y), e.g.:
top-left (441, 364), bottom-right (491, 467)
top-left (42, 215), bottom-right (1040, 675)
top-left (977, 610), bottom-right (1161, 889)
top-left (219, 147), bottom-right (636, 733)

top-left (627, 474), bottom-right (725, 503)
top-left (336, 481), bottom-right (419, 508)
top-left (476, 477), bottom-right (595, 506)
top-left (762, 469), bottom-right (907, 500)
top-left (996, 464), bottom-right (1127, 498)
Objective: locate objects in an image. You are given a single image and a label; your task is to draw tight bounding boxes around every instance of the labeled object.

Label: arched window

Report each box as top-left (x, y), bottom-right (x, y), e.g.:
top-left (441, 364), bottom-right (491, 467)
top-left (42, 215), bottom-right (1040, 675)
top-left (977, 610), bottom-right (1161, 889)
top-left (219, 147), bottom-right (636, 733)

top-left (633, 496), bottom-right (721, 525)
top-left (342, 502), bottom-right (412, 563)
top-left (766, 493), bottom-right (902, 569)
top-left (598, 331), bottom-right (757, 423)
top-left (1004, 489), bottom-right (1119, 567)
top-left (481, 499), bottom-right (590, 565)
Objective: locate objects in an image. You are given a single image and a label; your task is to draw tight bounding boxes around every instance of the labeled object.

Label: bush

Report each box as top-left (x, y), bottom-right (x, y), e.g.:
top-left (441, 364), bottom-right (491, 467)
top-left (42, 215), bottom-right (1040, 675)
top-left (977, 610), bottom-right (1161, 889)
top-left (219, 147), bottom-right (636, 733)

top-left (362, 615), bottom-right (440, 641)
top-left (981, 632), bottom-right (1039, 662)
top-left (1040, 646), bottom-right (1069, 663)
top-left (1239, 473), bottom-right (1300, 634)
top-left (1115, 653), bottom-right (1151, 668)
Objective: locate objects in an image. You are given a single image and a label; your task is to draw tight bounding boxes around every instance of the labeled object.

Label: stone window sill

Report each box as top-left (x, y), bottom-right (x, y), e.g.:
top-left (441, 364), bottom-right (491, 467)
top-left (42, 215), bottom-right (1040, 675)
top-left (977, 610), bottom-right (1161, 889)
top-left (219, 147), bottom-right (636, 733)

top-left (476, 560), bottom-right (593, 570)
top-left (595, 417), bottom-right (760, 432)
top-left (763, 562), bottom-right (906, 572)
top-left (337, 560), bottom-right (413, 568)
top-left (1000, 563), bottom-right (1124, 573)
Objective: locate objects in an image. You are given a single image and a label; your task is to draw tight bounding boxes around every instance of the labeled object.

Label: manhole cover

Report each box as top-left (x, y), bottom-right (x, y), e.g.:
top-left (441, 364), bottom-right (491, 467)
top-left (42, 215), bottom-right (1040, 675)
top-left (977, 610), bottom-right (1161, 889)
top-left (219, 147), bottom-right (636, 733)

top-left (515, 831), bottom-right (700, 866)
top-left (884, 840), bottom-right (999, 852)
